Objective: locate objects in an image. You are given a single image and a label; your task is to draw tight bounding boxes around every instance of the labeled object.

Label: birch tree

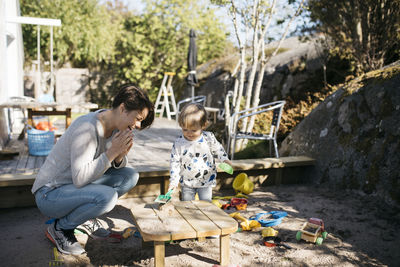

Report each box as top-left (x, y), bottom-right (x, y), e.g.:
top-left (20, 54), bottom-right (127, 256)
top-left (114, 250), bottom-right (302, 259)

top-left (213, 0), bottom-right (305, 153)
top-left (245, 0), bottom-right (305, 138)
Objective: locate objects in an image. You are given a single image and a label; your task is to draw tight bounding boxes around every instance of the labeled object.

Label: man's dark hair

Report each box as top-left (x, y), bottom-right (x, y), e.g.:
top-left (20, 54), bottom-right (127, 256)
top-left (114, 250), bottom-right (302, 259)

top-left (112, 84), bottom-right (154, 130)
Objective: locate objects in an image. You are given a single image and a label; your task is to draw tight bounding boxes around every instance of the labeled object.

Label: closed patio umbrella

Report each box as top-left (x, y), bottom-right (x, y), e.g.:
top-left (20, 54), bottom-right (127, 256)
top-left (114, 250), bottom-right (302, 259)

top-left (186, 29), bottom-right (198, 100)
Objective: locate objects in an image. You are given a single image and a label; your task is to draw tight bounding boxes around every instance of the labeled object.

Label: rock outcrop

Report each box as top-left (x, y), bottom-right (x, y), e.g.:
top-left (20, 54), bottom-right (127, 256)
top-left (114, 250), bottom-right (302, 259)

top-left (197, 36), bottom-right (323, 107)
top-left (280, 62), bottom-right (400, 205)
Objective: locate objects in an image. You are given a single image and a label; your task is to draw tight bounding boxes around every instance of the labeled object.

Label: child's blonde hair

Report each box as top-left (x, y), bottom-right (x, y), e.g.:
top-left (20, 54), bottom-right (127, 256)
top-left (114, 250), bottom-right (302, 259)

top-left (178, 103), bottom-right (207, 129)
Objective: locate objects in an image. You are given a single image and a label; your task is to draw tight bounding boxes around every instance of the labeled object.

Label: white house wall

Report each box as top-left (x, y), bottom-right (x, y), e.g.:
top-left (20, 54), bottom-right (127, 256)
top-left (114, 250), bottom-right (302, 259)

top-left (0, 0), bottom-right (24, 147)
top-left (5, 0), bottom-right (24, 99)
top-left (0, 0), bottom-right (7, 102)
top-left (0, 0), bottom-right (8, 147)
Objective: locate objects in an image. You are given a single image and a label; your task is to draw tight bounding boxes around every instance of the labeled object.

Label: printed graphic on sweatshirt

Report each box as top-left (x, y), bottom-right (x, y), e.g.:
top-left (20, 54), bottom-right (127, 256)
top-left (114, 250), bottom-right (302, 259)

top-left (170, 131), bottom-right (228, 188)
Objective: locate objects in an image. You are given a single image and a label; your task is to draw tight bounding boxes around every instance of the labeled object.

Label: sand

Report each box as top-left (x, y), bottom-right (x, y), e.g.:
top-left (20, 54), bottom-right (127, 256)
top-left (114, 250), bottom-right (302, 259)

top-left (0, 184), bottom-right (399, 266)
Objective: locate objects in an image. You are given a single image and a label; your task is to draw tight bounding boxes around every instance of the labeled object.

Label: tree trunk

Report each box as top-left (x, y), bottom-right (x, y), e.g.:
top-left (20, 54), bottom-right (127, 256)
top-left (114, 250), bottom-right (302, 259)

top-left (237, 0), bottom-right (276, 151)
top-left (246, 0), bottom-right (305, 143)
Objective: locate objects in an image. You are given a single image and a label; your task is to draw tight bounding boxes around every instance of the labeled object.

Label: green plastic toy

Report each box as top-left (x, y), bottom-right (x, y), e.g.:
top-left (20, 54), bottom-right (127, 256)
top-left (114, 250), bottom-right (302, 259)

top-left (218, 162), bottom-right (233, 174)
top-left (155, 189), bottom-right (174, 204)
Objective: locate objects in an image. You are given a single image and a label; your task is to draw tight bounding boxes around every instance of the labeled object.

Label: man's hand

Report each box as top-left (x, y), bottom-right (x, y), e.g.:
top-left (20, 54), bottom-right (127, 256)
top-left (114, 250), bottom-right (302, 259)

top-left (106, 128), bottom-right (134, 162)
top-left (114, 141), bottom-right (132, 165)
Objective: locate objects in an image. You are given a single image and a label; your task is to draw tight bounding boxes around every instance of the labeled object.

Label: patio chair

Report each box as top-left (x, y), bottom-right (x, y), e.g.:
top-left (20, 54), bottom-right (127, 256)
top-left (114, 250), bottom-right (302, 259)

top-left (176, 95), bottom-right (206, 121)
top-left (227, 100), bottom-right (285, 159)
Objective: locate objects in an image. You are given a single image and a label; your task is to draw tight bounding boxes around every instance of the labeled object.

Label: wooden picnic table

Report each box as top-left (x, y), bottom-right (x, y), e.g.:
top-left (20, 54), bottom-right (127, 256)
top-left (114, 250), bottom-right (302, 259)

top-left (131, 200), bottom-right (238, 267)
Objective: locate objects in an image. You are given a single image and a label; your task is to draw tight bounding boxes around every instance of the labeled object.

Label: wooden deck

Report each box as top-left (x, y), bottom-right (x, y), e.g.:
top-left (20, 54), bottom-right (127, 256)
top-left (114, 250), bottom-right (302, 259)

top-left (128, 118), bottom-right (181, 172)
top-left (0, 117), bottom-right (316, 208)
top-left (0, 117), bottom-right (181, 177)
top-left (0, 138), bottom-right (46, 177)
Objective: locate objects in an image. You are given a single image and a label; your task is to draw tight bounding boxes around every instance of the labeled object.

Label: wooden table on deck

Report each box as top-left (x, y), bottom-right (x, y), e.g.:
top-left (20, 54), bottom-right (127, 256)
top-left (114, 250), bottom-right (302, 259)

top-left (0, 100), bottom-right (98, 136)
top-left (131, 200), bottom-right (238, 267)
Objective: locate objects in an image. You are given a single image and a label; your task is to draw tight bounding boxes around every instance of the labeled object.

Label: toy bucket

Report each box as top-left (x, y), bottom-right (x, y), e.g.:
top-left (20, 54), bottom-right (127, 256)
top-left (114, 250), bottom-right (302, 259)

top-left (27, 128), bottom-right (55, 156)
top-left (232, 173), bottom-right (254, 194)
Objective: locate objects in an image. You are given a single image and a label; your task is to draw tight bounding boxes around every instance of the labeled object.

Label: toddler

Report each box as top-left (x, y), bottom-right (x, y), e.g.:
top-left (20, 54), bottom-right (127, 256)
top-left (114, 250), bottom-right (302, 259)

top-left (168, 103), bottom-right (232, 201)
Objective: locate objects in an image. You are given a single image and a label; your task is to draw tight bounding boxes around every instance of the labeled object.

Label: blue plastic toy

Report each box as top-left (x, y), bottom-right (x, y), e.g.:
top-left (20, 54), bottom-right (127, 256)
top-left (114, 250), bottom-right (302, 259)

top-left (249, 211), bottom-right (287, 227)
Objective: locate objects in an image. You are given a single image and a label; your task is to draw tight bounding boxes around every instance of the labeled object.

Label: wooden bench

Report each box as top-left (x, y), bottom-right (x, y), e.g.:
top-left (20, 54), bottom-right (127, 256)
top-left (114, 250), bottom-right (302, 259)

top-left (0, 156), bottom-right (315, 208)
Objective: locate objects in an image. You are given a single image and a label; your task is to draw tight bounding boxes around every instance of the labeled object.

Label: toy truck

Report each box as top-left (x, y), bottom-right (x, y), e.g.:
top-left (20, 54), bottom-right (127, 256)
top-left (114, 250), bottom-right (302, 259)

top-left (296, 218), bottom-right (328, 245)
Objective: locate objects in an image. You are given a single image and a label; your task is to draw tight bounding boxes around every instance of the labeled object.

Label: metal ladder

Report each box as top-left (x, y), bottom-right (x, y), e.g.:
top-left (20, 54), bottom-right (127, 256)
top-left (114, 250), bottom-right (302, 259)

top-left (154, 72), bottom-right (177, 120)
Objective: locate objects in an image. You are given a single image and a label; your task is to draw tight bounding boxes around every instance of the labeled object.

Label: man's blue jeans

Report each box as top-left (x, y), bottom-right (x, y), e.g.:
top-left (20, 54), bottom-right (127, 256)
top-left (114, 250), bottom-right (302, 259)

top-left (34, 167), bottom-right (138, 230)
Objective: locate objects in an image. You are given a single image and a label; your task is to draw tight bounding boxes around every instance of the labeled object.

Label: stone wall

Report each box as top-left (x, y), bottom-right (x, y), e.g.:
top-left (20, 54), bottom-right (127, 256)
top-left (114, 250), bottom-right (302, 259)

top-left (197, 36), bottom-right (323, 108)
top-left (280, 62), bottom-right (400, 205)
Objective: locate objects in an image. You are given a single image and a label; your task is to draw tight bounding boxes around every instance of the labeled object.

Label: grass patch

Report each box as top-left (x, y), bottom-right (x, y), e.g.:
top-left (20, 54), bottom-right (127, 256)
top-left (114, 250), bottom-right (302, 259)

top-left (71, 113), bottom-right (86, 121)
top-left (234, 140), bottom-right (274, 159)
top-left (264, 47), bottom-right (289, 57)
top-left (48, 112), bottom-right (86, 123)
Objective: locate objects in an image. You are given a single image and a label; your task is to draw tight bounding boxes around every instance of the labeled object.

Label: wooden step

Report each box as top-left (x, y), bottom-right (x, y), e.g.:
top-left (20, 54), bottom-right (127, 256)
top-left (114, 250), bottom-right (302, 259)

top-left (0, 156), bottom-right (315, 188)
top-left (0, 156), bottom-right (315, 208)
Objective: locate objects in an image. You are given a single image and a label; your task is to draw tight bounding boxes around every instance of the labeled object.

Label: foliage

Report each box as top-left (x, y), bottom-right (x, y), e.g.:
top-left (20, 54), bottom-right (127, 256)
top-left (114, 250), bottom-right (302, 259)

top-left (20, 0), bottom-right (121, 68)
top-left (233, 140), bottom-right (274, 159)
top-left (20, 0), bottom-right (229, 106)
top-left (89, 0), bottom-right (229, 105)
top-left (307, 0), bottom-right (400, 73)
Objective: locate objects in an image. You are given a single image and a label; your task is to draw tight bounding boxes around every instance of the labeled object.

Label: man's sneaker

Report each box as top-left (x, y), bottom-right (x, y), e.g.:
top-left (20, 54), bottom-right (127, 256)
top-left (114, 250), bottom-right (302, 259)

top-left (46, 221), bottom-right (85, 255)
top-left (76, 218), bottom-right (111, 239)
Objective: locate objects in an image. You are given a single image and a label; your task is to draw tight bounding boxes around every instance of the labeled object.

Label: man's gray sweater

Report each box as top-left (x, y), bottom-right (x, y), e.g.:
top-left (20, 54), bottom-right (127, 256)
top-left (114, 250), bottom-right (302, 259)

top-left (31, 111), bottom-right (127, 194)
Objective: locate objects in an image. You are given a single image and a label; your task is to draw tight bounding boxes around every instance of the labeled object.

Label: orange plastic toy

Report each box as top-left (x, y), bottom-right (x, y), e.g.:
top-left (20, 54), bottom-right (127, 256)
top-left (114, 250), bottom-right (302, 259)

top-left (35, 121), bottom-right (57, 131)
